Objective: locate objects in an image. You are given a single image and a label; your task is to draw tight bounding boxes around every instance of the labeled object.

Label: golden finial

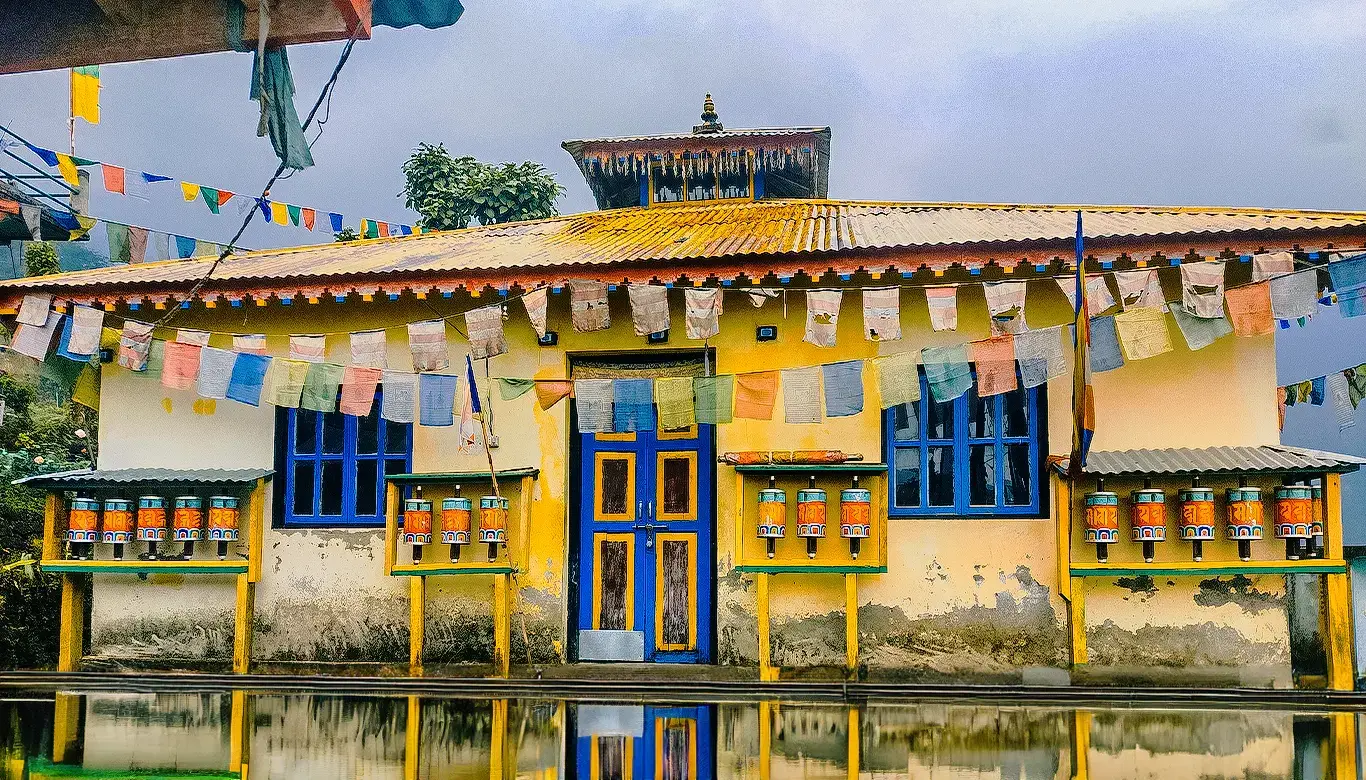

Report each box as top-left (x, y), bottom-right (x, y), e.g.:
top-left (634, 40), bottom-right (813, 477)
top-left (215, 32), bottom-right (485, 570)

top-left (694, 93), bottom-right (723, 134)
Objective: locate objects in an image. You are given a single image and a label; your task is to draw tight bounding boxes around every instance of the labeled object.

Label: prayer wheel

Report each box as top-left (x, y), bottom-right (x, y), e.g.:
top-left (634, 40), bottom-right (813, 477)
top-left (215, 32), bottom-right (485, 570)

top-left (137, 496), bottom-right (167, 559)
top-left (1129, 480), bottom-right (1166, 563)
top-left (173, 496), bottom-right (203, 559)
top-left (1225, 479), bottom-right (1264, 562)
top-left (442, 493), bottom-right (473, 563)
top-left (1178, 478), bottom-right (1216, 561)
top-left (1274, 484), bottom-right (1313, 560)
top-left (1083, 479), bottom-right (1119, 563)
top-left (796, 476), bottom-right (827, 559)
top-left (102, 498), bottom-right (134, 561)
top-left (1311, 484), bottom-right (1324, 558)
top-left (68, 496), bottom-right (100, 560)
top-left (757, 475), bottom-right (786, 559)
top-left (479, 495), bottom-right (509, 561)
top-left (840, 476), bottom-right (872, 559)
top-left (208, 496), bottom-right (240, 560)
top-left (402, 496), bottom-right (433, 563)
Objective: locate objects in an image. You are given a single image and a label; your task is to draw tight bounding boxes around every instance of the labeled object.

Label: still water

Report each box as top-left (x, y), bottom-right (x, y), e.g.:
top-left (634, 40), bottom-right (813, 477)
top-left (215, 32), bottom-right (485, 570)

top-left (0, 691), bottom-right (1360, 779)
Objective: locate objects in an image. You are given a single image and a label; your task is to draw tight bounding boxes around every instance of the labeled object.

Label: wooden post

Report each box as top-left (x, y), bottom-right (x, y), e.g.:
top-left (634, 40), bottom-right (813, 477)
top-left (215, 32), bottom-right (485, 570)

top-left (758, 700), bottom-right (773, 780)
top-left (233, 573), bottom-right (254, 675)
top-left (385, 482), bottom-right (401, 576)
top-left (404, 695), bottom-right (421, 780)
top-left (51, 692), bottom-right (81, 764)
top-left (229, 689), bottom-right (249, 774)
top-left (1054, 474), bottom-right (1072, 602)
top-left (1068, 577), bottom-right (1087, 667)
top-left (1070, 710), bottom-right (1091, 779)
top-left (490, 699), bottom-right (508, 780)
top-left (57, 574), bottom-right (85, 672)
top-left (43, 492), bottom-right (66, 562)
top-left (757, 572), bottom-right (775, 682)
top-left (1325, 571), bottom-right (1354, 691)
top-left (409, 577), bottom-right (425, 675)
top-left (846, 707), bottom-right (859, 780)
top-left (517, 475), bottom-right (533, 571)
top-left (1326, 473), bottom-right (1345, 561)
top-left (493, 573), bottom-right (511, 678)
top-left (247, 479), bottom-right (266, 583)
top-left (844, 573), bottom-right (858, 675)
top-left (1330, 711), bottom-right (1357, 779)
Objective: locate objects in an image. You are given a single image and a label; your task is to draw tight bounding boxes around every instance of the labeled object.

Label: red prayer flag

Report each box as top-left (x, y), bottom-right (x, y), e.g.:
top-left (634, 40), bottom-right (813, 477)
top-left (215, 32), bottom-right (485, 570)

top-left (101, 164), bottom-right (125, 195)
top-left (302, 208), bottom-right (316, 231)
top-left (0, 199), bottom-right (18, 216)
top-left (217, 190), bottom-right (234, 208)
top-left (378, 222), bottom-right (390, 238)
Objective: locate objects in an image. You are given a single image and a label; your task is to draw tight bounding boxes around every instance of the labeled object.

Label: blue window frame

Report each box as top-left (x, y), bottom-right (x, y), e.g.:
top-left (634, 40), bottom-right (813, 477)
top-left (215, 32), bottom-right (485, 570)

top-left (884, 370), bottom-right (1044, 517)
top-left (278, 393), bottom-right (412, 527)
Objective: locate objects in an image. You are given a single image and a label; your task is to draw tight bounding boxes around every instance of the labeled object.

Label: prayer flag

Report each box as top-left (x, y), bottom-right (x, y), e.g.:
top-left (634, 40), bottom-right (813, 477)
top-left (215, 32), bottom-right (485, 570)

top-left (70, 214), bottom-right (97, 240)
top-left (1113, 307), bottom-right (1173, 360)
top-left (1311, 376), bottom-right (1326, 406)
top-left (1088, 315), bottom-right (1125, 372)
top-left (1085, 275), bottom-right (1117, 315)
top-left (381, 371), bottom-right (417, 423)
top-left (21, 204), bottom-right (41, 240)
top-left (925, 286), bottom-right (957, 331)
top-left (922, 344), bottom-right (972, 402)
top-left (694, 375), bottom-right (734, 424)
top-left (1180, 261), bottom-right (1226, 318)
top-left (781, 367), bottom-right (822, 423)
top-left (152, 231), bottom-right (170, 261)
top-left (1114, 269), bottom-right (1164, 310)
top-left (200, 187), bottom-right (221, 214)
top-left (67, 305), bottom-right (103, 356)
top-left (498, 378), bottom-right (536, 400)
top-left (465, 352), bottom-right (482, 412)
top-left (862, 287), bottom-right (901, 341)
top-left (1014, 326), bottom-right (1067, 388)
top-left (1329, 372), bottom-right (1355, 432)
top-left (1253, 251), bottom-right (1294, 282)
top-left (1224, 281), bottom-right (1273, 336)
top-left (340, 366), bottom-right (383, 416)
top-left (378, 222), bottom-right (390, 238)
top-left (175, 235), bottom-right (196, 258)
top-left (329, 213), bottom-right (344, 232)
top-left (534, 380), bottom-right (573, 410)
top-left (271, 202), bottom-right (289, 225)
top-left (735, 371), bottom-right (779, 419)
top-left (226, 353), bottom-right (271, 406)
top-left (971, 335), bottom-right (1018, 396)
top-left (574, 379), bottom-right (614, 433)
top-left (1270, 270), bottom-right (1318, 321)
top-left (181, 182), bottom-right (201, 202)
top-left (465, 304), bottom-right (507, 359)
top-left (101, 164), bottom-right (124, 195)
top-left (302, 208), bottom-right (316, 231)
top-left (55, 316), bottom-right (88, 362)
top-left (177, 329), bottom-right (211, 347)
top-left (457, 372), bottom-right (478, 449)
top-left (684, 287), bottom-right (723, 339)
top-left (73, 365), bottom-right (100, 410)
top-left (822, 360), bottom-right (864, 417)
top-left (569, 280), bottom-right (610, 332)
top-left (233, 334), bottom-right (268, 355)
top-left (350, 330), bottom-right (387, 368)
top-left (613, 378), bottom-right (655, 431)
top-left (55, 154), bottom-right (79, 186)
top-left (522, 287), bottom-right (549, 339)
top-left (408, 320), bottom-right (449, 371)
top-left (1055, 278), bottom-right (1078, 310)
top-left (17, 294), bottom-right (52, 326)
top-left (983, 281), bottom-right (1028, 335)
top-left (748, 289), bottom-right (780, 308)
top-left (117, 321), bottom-right (154, 371)
top-left (1069, 213), bottom-right (1096, 477)
top-left (107, 223), bottom-right (131, 264)
top-left (128, 226), bottom-right (148, 264)
top-left (197, 347), bottom-right (237, 399)
top-left (804, 290), bottom-right (842, 347)
top-left (10, 316), bottom-right (60, 360)
top-left (289, 334), bottom-right (327, 362)
top-left (874, 351), bottom-right (920, 408)
top-left (266, 359), bottom-right (311, 408)
top-left (218, 190), bottom-right (234, 209)
top-left (655, 377), bottom-right (696, 430)
top-left (301, 363), bottom-right (346, 413)
top-left (25, 143), bottom-right (59, 167)
top-left (287, 204), bottom-right (302, 226)
top-left (161, 341), bottom-right (201, 390)
top-left (71, 65), bottom-right (100, 124)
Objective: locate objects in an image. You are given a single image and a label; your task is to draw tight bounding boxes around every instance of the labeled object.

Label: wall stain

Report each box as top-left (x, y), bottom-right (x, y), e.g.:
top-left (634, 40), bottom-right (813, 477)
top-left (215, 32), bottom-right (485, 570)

top-left (1086, 619), bottom-right (1288, 668)
top-left (1194, 574), bottom-right (1284, 614)
top-left (1114, 575), bottom-right (1159, 600)
top-left (89, 612), bottom-right (236, 662)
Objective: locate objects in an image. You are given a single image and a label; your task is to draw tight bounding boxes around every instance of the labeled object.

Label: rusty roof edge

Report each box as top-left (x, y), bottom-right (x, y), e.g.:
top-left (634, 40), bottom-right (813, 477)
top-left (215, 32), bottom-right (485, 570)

top-left (1051, 445), bottom-right (1366, 478)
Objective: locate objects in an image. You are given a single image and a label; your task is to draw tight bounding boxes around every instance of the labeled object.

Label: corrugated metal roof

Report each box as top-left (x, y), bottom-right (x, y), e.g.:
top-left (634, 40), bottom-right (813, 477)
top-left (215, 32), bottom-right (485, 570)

top-left (3, 200), bottom-right (1366, 296)
top-left (12, 468), bottom-right (273, 488)
top-left (1056, 445), bottom-right (1366, 477)
top-left (562, 127), bottom-right (830, 153)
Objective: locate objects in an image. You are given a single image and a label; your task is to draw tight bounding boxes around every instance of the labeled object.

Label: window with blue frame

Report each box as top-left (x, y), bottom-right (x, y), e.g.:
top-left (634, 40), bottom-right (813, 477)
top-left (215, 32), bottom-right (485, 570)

top-left (884, 370), bottom-right (1044, 517)
top-left (276, 393), bottom-right (411, 527)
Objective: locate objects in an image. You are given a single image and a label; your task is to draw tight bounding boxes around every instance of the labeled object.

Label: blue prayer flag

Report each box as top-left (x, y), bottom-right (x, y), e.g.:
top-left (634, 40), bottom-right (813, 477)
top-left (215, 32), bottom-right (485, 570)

top-left (1329, 252), bottom-right (1366, 293)
top-left (419, 373), bottom-right (457, 426)
top-left (1088, 315), bottom-right (1125, 373)
top-left (613, 378), bottom-right (655, 431)
top-left (822, 360), bottom-right (864, 417)
top-left (142, 173), bottom-right (173, 184)
top-left (465, 355), bottom-right (482, 415)
top-left (329, 213), bottom-right (344, 232)
top-left (55, 316), bottom-right (89, 363)
top-left (226, 354), bottom-right (271, 406)
top-left (25, 142), bottom-right (58, 167)
top-left (1311, 376), bottom-right (1326, 406)
top-left (174, 235), bottom-right (196, 258)
top-left (257, 199), bottom-right (271, 220)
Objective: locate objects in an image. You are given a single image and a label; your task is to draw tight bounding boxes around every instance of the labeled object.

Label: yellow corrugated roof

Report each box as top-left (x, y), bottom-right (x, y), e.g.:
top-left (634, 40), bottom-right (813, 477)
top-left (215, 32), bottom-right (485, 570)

top-left (5, 199), bottom-right (1366, 298)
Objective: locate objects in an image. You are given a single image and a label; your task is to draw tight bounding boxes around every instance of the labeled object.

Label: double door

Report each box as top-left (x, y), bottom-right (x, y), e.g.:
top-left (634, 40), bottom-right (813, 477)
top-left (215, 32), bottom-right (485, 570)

top-left (577, 422), bottom-right (713, 663)
top-left (576, 705), bottom-right (714, 780)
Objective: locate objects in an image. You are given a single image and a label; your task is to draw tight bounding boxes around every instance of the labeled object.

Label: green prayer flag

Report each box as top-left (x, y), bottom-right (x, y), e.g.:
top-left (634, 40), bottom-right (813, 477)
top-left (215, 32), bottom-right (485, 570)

top-left (498, 377), bottom-right (536, 400)
top-left (693, 375), bottom-right (733, 424)
top-left (300, 363), bottom-right (345, 412)
top-left (655, 376), bottom-right (696, 430)
top-left (287, 204), bottom-right (302, 226)
top-left (200, 187), bottom-right (221, 214)
top-left (106, 223), bottom-right (131, 264)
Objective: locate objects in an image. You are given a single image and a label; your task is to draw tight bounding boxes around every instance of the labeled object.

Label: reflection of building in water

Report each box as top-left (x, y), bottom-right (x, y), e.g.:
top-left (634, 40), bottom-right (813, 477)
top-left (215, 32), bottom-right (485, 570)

top-left (573, 704), bottom-right (714, 780)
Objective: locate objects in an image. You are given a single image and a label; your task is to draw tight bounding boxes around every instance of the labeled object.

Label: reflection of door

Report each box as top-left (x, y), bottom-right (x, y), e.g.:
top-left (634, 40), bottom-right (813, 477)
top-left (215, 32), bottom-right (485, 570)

top-left (577, 422), bottom-right (713, 663)
top-left (576, 705), bottom-right (714, 780)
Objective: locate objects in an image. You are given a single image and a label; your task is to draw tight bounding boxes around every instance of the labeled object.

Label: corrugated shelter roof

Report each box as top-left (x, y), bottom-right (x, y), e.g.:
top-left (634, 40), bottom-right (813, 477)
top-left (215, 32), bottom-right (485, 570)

top-left (1054, 445), bottom-right (1366, 477)
top-left (3, 200), bottom-right (1366, 298)
top-left (12, 468), bottom-right (273, 489)
top-left (561, 127), bottom-right (831, 155)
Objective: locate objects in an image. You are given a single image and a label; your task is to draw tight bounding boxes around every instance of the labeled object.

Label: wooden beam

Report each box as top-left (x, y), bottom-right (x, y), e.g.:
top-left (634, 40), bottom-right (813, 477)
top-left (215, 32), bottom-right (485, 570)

top-left (404, 695), bottom-right (420, 780)
top-left (51, 692), bottom-right (81, 764)
top-left (758, 700), bottom-right (773, 780)
top-left (844, 573), bottom-right (858, 675)
top-left (409, 577), bottom-right (425, 675)
top-left (247, 478), bottom-right (266, 584)
top-left (43, 492), bottom-right (64, 563)
top-left (229, 690), bottom-right (248, 773)
top-left (493, 574), bottom-right (510, 678)
top-left (490, 699), bottom-right (508, 780)
top-left (1331, 711), bottom-right (1357, 779)
top-left (845, 707), bottom-right (859, 780)
top-left (1054, 473), bottom-right (1071, 602)
top-left (1325, 473), bottom-right (1345, 561)
top-left (1325, 572), bottom-right (1355, 691)
top-left (385, 482), bottom-right (400, 576)
top-left (756, 572), bottom-right (776, 681)
top-left (57, 574), bottom-right (85, 672)
top-left (233, 573), bottom-right (255, 674)
top-left (1070, 710), bottom-right (1091, 779)
top-left (1068, 576), bottom-right (1087, 667)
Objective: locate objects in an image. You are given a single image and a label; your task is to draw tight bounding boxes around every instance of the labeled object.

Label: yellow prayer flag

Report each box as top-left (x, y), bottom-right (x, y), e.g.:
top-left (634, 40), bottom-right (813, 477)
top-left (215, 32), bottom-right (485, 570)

top-left (70, 66), bottom-right (100, 125)
top-left (70, 215), bottom-right (98, 240)
top-left (55, 153), bottom-right (79, 186)
top-left (271, 202), bottom-right (289, 225)
top-left (181, 182), bottom-right (201, 201)
top-left (73, 364), bottom-right (101, 410)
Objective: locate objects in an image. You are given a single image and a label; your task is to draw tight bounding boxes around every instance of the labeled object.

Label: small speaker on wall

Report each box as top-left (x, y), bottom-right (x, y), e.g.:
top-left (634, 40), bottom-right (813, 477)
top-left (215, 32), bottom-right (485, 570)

top-left (756, 325), bottom-right (778, 342)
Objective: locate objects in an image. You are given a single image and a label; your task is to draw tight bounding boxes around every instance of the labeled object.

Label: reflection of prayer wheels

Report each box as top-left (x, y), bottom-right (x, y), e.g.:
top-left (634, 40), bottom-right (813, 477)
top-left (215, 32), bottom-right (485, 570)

top-left (840, 478), bottom-right (872, 559)
top-left (174, 496), bottom-right (203, 560)
top-left (403, 498), bottom-right (433, 562)
top-left (1274, 485), bottom-right (1313, 560)
top-left (1083, 481), bottom-right (1119, 563)
top-left (441, 496), bottom-right (472, 562)
top-left (1311, 484), bottom-right (1324, 558)
top-left (757, 476), bottom-right (786, 559)
top-left (796, 478), bottom-right (827, 559)
top-left (102, 498), bottom-right (134, 560)
top-left (208, 496), bottom-right (240, 560)
top-left (1129, 483), bottom-right (1166, 563)
top-left (479, 495), bottom-right (509, 561)
top-left (1178, 480), bottom-right (1216, 562)
top-left (1225, 483), bottom-right (1263, 561)
top-left (137, 496), bottom-right (167, 558)
top-left (68, 496), bottom-right (100, 560)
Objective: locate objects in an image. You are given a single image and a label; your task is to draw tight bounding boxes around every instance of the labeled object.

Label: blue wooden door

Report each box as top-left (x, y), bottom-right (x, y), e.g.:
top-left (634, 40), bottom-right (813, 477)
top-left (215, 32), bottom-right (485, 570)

top-left (575, 705), bottom-right (715, 780)
top-left (577, 421), bottom-right (713, 663)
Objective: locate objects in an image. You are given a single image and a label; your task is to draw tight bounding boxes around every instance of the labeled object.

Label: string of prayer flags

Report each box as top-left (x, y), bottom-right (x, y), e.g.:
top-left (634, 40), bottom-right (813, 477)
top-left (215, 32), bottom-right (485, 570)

top-left (408, 320), bottom-right (449, 372)
top-left (1113, 307), bottom-right (1173, 360)
top-left (1169, 302), bottom-right (1232, 351)
top-left (340, 367), bottom-right (383, 416)
top-left (197, 347), bottom-right (237, 399)
top-left (1088, 316), bottom-right (1125, 372)
top-left (922, 344), bottom-right (972, 402)
top-left (535, 380), bottom-right (574, 411)
top-left (628, 285), bottom-right (670, 336)
top-left (804, 290), bottom-right (842, 347)
top-left (381, 371), bottom-right (417, 423)
top-left (226, 353), bottom-right (271, 406)
top-left (465, 304), bottom-right (507, 359)
top-left (1270, 271), bottom-right (1318, 321)
top-left (570, 280), bottom-right (611, 333)
top-left (1328, 372), bottom-right (1355, 432)
top-left (67, 305), bottom-right (104, 356)
top-left (418, 373), bottom-right (457, 426)
top-left (734, 371), bottom-right (779, 420)
top-left (289, 334), bottom-right (327, 362)
top-left (684, 288), bottom-right (723, 340)
top-left (1224, 281), bottom-right (1273, 336)
top-left (655, 377), bottom-right (696, 430)
top-left (613, 378), bottom-right (655, 432)
top-left (1085, 275), bottom-right (1117, 315)
top-left (1114, 269), bottom-right (1164, 310)
top-left (574, 379), bottom-right (614, 433)
top-left (984, 282), bottom-right (1027, 336)
top-left (971, 336), bottom-right (1018, 396)
top-left (522, 288), bottom-right (549, 339)
top-left (347, 330), bottom-right (386, 368)
top-left (1055, 278), bottom-right (1079, 311)
top-left (266, 359), bottom-right (311, 408)
top-left (925, 286), bottom-right (958, 331)
top-left (498, 378), bottom-right (536, 401)
top-left (1014, 326), bottom-right (1067, 388)
top-left (862, 287), bottom-right (901, 341)
top-left (1180, 261), bottom-right (1226, 318)
top-left (117, 321), bottom-right (154, 371)
top-left (17, 294), bottom-right (52, 327)
top-left (161, 341), bottom-right (201, 390)
top-left (10, 314), bottom-right (60, 360)
top-left (874, 351), bottom-right (920, 408)
top-left (301, 363), bottom-right (345, 413)
top-left (822, 360), bottom-right (864, 417)
top-left (233, 334), bottom-right (268, 355)
top-left (748, 289), bottom-right (780, 308)
top-left (1253, 251), bottom-right (1295, 282)
top-left (782, 367), bottom-right (822, 424)
top-left (694, 375), bottom-right (734, 424)
top-left (177, 329), bottom-right (211, 347)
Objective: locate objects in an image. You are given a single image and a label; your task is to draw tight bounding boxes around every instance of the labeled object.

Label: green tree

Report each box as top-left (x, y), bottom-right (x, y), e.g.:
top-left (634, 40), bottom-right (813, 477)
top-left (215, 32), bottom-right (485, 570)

top-left (334, 227), bottom-right (360, 242)
top-left (401, 143), bottom-right (563, 231)
top-left (23, 242), bottom-right (59, 277)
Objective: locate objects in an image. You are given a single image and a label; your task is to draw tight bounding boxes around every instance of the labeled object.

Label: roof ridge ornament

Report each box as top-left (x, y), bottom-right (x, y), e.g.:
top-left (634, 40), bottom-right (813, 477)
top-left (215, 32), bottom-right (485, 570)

top-left (693, 93), bottom-right (723, 134)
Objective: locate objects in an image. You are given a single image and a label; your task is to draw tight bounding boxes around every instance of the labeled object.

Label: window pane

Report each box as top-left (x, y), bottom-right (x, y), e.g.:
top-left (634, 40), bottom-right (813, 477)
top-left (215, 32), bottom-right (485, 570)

top-left (597, 736), bottom-right (627, 780)
top-left (385, 459), bottom-right (407, 481)
top-left (927, 397), bottom-right (954, 440)
top-left (355, 460), bottom-right (378, 516)
top-left (969, 388), bottom-right (995, 438)
top-left (970, 444), bottom-right (996, 506)
top-left (292, 462), bottom-right (315, 515)
top-left (661, 540), bottom-right (691, 646)
top-left (320, 461), bottom-right (342, 515)
top-left (1004, 443), bottom-right (1032, 506)
top-left (598, 540), bottom-right (629, 631)
top-left (1003, 386), bottom-right (1030, 437)
top-left (599, 458), bottom-right (630, 517)
top-left (686, 172), bottom-right (716, 202)
top-left (892, 402), bottom-right (919, 441)
top-left (894, 448), bottom-right (920, 507)
top-left (653, 167), bottom-right (683, 203)
top-left (718, 165), bottom-right (750, 199)
top-left (294, 411), bottom-right (317, 454)
top-left (322, 412), bottom-right (344, 454)
top-left (927, 446), bottom-right (954, 507)
top-left (662, 457), bottom-right (692, 516)
top-left (357, 405), bottom-right (379, 455)
top-left (385, 421), bottom-right (410, 455)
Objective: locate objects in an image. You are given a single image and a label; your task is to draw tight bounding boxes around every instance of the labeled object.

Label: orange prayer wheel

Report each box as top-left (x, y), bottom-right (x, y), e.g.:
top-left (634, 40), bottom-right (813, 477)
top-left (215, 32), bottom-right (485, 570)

top-left (757, 475), bottom-right (786, 559)
top-left (1083, 479), bottom-right (1119, 563)
top-left (102, 499), bottom-right (134, 560)
top-left (403, 497), bottom-right (433, 562)
top-left (1274, 484), bottom-right (1313, 560)
top-left (68, 496), bottom-right (99, 560)
top-left (1225, 479), bottom-right (1263, 561)
top-left (137, 496), bottom-right (167, 558)
top-left (1178, 478), bottom-right (1216, 562)
top-left (208, 496), bottom-right (239, 560)
top-left (1311, 484), bottom-right (1324, 558)
top-left (1129, 480), bottom-right (1166, 563)
top-left (479, 495), bottom-right (509, 561)
top-left (796, 476), bottom-right (827, 559)
top-left (174, 496), bottom-right (203, 560)
top-left (441, 494), bottom-right (472, 563)
top-left (840, 476), bottom-right (872, 559)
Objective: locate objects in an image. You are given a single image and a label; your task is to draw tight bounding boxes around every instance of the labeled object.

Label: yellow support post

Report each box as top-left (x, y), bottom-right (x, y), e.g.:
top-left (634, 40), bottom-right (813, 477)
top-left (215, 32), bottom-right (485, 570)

top-left (758, 700), bottom-right (772, 780)
top-left (1054, 474), bottom-right (1072, 602)
top-left (56, 574), bottom-right (84, 672)
top-left (43, 492), bottom-right (65, 562)
top-left (51, 692), bottom-right (81, 764)
top-left (233, 573), bottom-right (254, 674)
top-left (1330, 711), bottom-right (1357, 779)
top-left (404, 695), bottom-right (421, 780)
top-left (1323, 473), bottom-right (1354, 691)
top-left (1068, 577), bottom-right (1087, 666)
top-left (517, 475), bottom-right (534, 571)
top-left (409, 577), bottom-right (425, 675)
top-left (846, 707), bottom-right (859, 780)
top-left (490, 699), bottom-right (508, 780)
top-left (756, 572), bottom-right (776, 682)
top-left (1326, 473), bottom-right (1345, 561)
top-left (247, 479), bottom-right (266, 583)
top-left (1070, 710), bottom-right (1091, 779)
top-left (229, 690), bottom-right (248, 774)
top-left (385, 482), bottom-right (400, 576)
top-left (493, 573), bottom-right (511, 678)
top-left (844, 573), bottom-right (858, 675)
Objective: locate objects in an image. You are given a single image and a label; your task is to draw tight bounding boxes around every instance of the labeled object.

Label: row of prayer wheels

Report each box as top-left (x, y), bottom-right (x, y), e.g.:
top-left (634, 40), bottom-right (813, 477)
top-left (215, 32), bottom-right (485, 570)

top-left (756, 475), bottom-right (872, 559)
top-left (1084, 477), bottom-right (1323, 563)
top-left (67, 495), bottom-right (240, 561)
top-left (402, 486), bottom-right (508, 563)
